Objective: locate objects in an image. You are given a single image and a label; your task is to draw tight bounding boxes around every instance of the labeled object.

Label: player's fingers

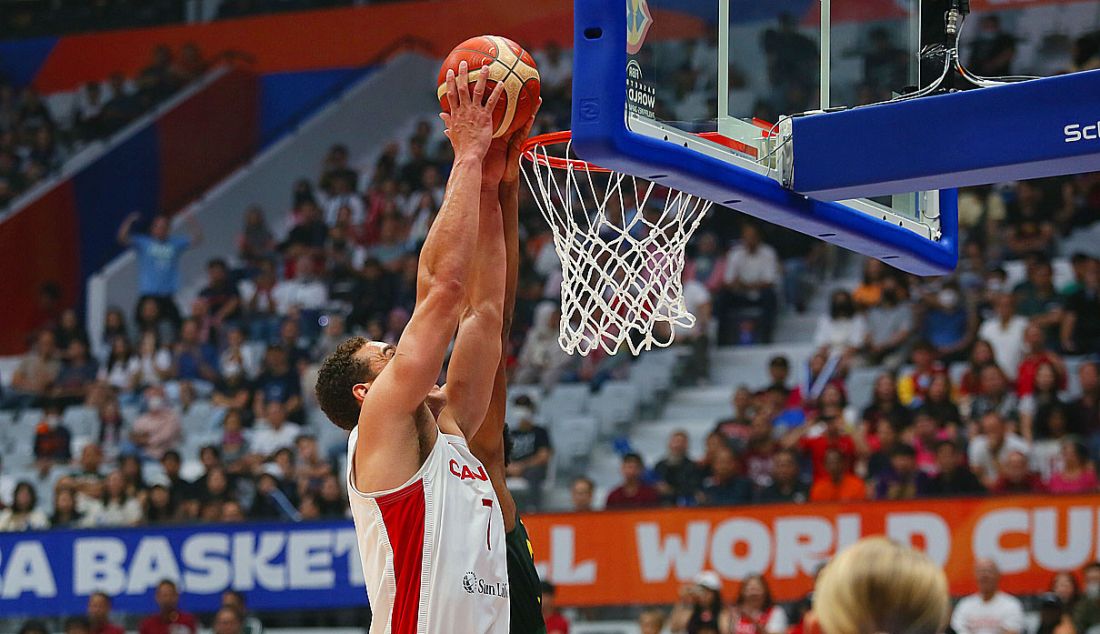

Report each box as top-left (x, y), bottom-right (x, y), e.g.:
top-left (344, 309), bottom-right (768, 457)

top-left (439, 112), bottom-right (451, 127)
top-left (473, 65), bottom-right (489, 105)
top-left (456, 61), bottom-right (470, 106)
top-left (444, 69), bottom-right (459, 111)
top-left (485, 79), bottom-right (506, 113)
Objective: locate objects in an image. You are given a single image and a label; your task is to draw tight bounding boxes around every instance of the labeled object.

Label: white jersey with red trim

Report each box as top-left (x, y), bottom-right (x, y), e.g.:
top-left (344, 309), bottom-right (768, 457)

top-left (346, 426), bottom-right (509, 634)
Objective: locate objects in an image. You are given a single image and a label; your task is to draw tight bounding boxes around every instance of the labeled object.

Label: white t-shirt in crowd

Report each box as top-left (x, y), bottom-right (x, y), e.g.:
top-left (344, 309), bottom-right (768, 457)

top-left (977, 316), bottom-right (1028, 379)
top-left (250, 422), bottom-right (303, 458)
top-left (968, 433), bottom-right (1030, 480)
top-left (723, 244), bottom-right (780, 287)
top-left (950, 591), bottom-right (1025, 634)
top-left (272, 279), bottom-right (328, 313)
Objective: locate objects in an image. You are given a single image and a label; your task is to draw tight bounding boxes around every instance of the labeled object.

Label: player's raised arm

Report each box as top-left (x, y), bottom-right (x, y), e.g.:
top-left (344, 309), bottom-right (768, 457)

top-left (357, 66), bottom-right (504, 433)
top-left (467, 114), bottom-right (537, 527)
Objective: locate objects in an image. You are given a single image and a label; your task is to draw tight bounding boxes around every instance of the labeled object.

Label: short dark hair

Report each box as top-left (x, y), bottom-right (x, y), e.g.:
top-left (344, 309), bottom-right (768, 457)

top-left (89, 591), bottom-right (112, 605)
top-left (157, 579), bottom-right (177, 592)
top-left (769, 355), bottom-right (789, 369)
top-left (223, 589), bottom-right (246, 606)
top-left (207, 258), bottom-right (228, 271)
top-left (162, 450), bottom-right (181, 463)
top-left (316, 337), bottom-right (373, 431)
top-left (622, 452), bottom-right (645, 467)
top-left (890, 444), bottom-right (917, 459)
top-left (541, 581), bottom-right (557, 596)
top-left (1084, 561), bottom-right (1100, 574)
top-left (935, 439), bottom-right (958, 454)
top-left (19, 620), bottom-right (49, 634)
top-left (63, 616), bottom-right (90, 632)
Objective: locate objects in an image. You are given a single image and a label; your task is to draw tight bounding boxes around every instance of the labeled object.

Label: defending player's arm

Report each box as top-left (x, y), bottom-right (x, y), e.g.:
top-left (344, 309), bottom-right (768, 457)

top-left (436, 140), bottom-right (513, 440)
top-left (468, 112), bottom-right (537, 530)
top-left (355, 64), bottom-right (504, 487)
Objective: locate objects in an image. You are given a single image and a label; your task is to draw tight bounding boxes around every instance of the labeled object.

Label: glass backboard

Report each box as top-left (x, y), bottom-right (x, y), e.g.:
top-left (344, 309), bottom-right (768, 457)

top-left (622, 0), bottom-right (942, 241)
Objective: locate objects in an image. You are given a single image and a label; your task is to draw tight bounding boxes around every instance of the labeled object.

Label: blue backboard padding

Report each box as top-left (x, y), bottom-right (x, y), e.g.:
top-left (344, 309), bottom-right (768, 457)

top-left (0, 36), bottom-right (58, 88)
top-left (259, 66), bottom-right (373, 146)
top-left (790, 69), bottom-right (1100, 200)
top-left (571, 0), bottom-right (957, 275)
top-left (72, 126), bottom-right (161, 284)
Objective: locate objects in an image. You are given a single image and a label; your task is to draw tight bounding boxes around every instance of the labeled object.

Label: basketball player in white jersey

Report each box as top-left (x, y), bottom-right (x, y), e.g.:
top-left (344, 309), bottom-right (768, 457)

top-left (315, 62), bottom-right (510, 634)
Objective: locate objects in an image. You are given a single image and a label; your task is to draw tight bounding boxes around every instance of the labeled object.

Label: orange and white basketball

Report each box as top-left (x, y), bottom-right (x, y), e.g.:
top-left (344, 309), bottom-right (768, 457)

top-left (437, 35), bottom-right (541, 138)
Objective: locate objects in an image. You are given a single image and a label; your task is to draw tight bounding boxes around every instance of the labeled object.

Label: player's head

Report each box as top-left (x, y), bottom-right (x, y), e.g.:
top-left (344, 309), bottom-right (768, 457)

top-left (315, 337), bottom-right (445, 430)
top-left (814, 537), bottom-right (949, 634)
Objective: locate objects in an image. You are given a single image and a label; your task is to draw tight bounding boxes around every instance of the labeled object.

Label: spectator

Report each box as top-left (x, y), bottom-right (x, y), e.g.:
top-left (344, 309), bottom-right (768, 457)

top-left (713, 386), bottom-right (755, 444)
top-left (251, 468), bottom-right (299, 521)
top-left (33, 401), bottom-right (72, 462)
top-left (959, 339), bottom-right (996, 398)
top-left (1062, 257), bottom-right (1100, 354)
top-left (639, 610), bottom-right (666, 634)
top-left (50, 486), bottom-right (85, 528)
top-left (0, 482), bottom-right (49, 531)
top-left (786, 410), bottom-right (858, 480)
top-left (1014, 258), bottom-right (1064, 347)
top-left (1035, 592), bottom-right (1075, 634)
top-left (1020, 362), bottom-right (1065, 439)
top-left (221, 590), bottom-right (263, 634)
top-left (172, 318), bottom-right (219, 387)
top-left (860, 373), bottom-right (909, 447)
top-left (92, 470), bottom-right (144, 526)
top-left (139, 580), bottom-right (198, 634)
top-left (100, 335), bottom-right (140, 393)
top-left (969, 412), bottom-right (1030, 488)
top-left (1051, 571), bottom-right (1082, 613)
top-left (129, 386), bottom-right (182, 460)
top-left (668, 571), bottom-right (729, 634)
top-left (897, 341), bottom-right (948, 407)
top-left (1071, 362), bottom-right (1099, 437)
top-left (967, 364), bottom-right (1020, 425)
top-left (874, 444), bottom-right (920, 500)
top-left (922, 440), bottom-right (985, 497)
top-left (316, 473), bottom-right (345, 519)
top-left (992, 451), bottom-right (1046, 494)
top-left (1049, 440), bottom-right (1098, 494)
top-left (697, 444), bottom-right (752, 506)
top-left (514, 303), bottom-right (572, 389)
top-left (160, 450), bottom-right (191, 507)
top-left (918, 281), bottom-right (976, 363)
top-left (1004, 181), bottom-right (1055, 258)
top-left (654, 430), bottom-right (703, 505)
top-left (716, 223), bottom-right (780, 344)
top-left (726, 575), bottom-right (787, 634)
top-left (273, 256), bottom-right (329, 314)
top-left (243, 261), bottom-right (281, 343)
top-left (1017, 324), bottom-right (1067, 398)
top-left (978, 293), bottom-right (1028, 379)
top-left (212, 608), bottom-right (243, 634)
top-left (54, 308), bottom-right (89, 350)
top-left (252, 345), bottom-right (302, 421)
top-left (813, 290), bottom-right (866, 359)
top-left (55, 338), bottom-right (99, 406)
top-left (502, 399), bottom-right (553, 509)
top-left (17, 622), bottom-right (48, 634)
top-left (199, 258), bottom-right (242, 331)
top-left (238, 205), bottom-right (276, 269)
top-left (100, 307), bottom-right (131, 351)
top-left (570, 476), bottom-right (595, 512)
top-left (968, 14), bottom-right (1018, 77)
top-left (862, 275), bottom-right (913, 366)
top-left (951, 559), bottom-right (1025, 634)
top-left (118, 213), bottom-right (201, 329)
top-left (756, 448), bottom-right (809, 503)
top-left (87, 592), bottom-right (124, 634)
top-left (1074, 562), bottom-right (1100, 633)
top-left (922, 373), bottom-right (963, 431)
top-left (605, 453), bottom-right (660, 510)
top-left (135, 331), bottom-right (173, 387)
top-left (4, 329), bottom-right (61, 410)
top-left (810, 448), bottom-right (868, 502)
top-left (541, 582), bottom-right (569, 634)
top-left (144, 484), bottom-right (175, 523)
top-left (251, 401), bottom-right (302, 460)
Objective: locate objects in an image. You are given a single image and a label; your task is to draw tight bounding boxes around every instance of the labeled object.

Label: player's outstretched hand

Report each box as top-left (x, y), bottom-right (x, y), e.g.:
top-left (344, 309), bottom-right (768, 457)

top-left (440, 61), bottom-right (505, 161)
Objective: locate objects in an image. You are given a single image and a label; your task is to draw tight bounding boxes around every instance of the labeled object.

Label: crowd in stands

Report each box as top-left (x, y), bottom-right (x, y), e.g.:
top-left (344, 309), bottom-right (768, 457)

top-left (0, 9), bottom-right (1098, 632)
top-left (0, 43), bottom-right (212, 210)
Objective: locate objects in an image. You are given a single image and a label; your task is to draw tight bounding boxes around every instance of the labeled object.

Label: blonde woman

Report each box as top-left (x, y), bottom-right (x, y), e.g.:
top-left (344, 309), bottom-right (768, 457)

top-left (813, 537), bottom-right (950, 634)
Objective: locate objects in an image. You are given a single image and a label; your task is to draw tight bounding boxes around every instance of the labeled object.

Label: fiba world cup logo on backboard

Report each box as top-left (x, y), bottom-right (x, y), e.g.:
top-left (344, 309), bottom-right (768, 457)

top-left (626, 0), bottom-right (652, 54)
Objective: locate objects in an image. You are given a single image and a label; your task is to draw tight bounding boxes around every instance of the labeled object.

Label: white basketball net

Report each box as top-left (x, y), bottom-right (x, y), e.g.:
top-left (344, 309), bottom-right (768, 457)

top-left (522, 136), bottom-right (713, 357)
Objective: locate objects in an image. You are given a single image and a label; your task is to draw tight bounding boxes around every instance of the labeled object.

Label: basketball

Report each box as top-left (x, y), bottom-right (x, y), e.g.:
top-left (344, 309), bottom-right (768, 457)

top-left (437, 35), bottom-right (541, 138)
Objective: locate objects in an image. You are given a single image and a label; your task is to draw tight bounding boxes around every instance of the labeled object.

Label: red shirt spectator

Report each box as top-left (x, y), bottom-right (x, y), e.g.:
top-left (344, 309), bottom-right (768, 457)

top-left (991, 451), bottom-right (1047, 495)
top-left (810, 449), bottom-right (868, 503)
top-left (1016, 325), bottom-right (1066, 396)
top-left (795, 418), bottom-right (857, 479)
top-left (605, 453), bottom-right (661, 510)
top-left (139, 580), bottom-right (198, 634)
top-left (542, 582), bottom-right (570, 634)
top-left (87, 592), bottom-right (124, 634)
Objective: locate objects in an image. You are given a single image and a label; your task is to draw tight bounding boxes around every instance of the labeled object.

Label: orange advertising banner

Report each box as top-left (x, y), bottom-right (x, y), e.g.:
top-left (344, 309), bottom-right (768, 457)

top-left (523, 494), bottom-right (1100, 607)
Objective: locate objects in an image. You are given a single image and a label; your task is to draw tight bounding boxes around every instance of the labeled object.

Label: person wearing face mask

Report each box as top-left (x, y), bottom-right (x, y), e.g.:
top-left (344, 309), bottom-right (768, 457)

top-left (1073, 562), bottom-right (1100, 633)
top-left (506, 396), bottom-right (554, 510)
top-left (919, 281), bottom-right (978, 364)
